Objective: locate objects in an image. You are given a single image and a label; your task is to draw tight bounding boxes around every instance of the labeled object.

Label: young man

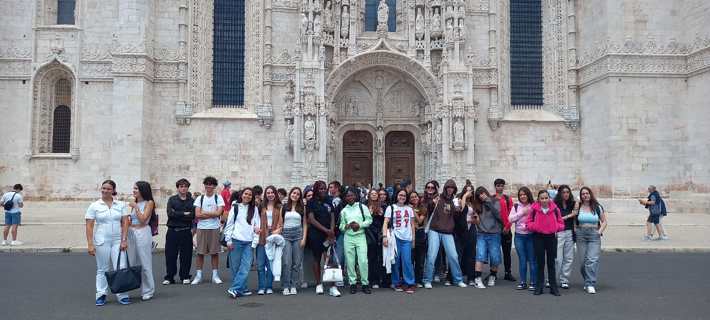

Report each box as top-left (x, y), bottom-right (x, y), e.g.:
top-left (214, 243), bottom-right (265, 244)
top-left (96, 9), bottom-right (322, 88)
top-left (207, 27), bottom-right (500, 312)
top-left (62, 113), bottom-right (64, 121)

top-left (2, 184), bottom-right (24, 246)
top-left (191, 176), bottom-right (225, 285)
top-left (494, 178), bottom-right (516, 282)
top-left (220, 180), bottom-right (232, 215)
top-left (253, 185), bottom-right (264, 207)
top-left (164, 179), bottom-right (195, 285)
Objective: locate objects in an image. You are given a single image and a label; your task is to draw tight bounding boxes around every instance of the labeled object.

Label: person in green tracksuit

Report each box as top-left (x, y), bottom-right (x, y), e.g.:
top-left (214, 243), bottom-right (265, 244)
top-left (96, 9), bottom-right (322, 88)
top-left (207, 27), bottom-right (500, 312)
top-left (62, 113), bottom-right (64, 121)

top-left (339, 187), bottom-right (373, 294)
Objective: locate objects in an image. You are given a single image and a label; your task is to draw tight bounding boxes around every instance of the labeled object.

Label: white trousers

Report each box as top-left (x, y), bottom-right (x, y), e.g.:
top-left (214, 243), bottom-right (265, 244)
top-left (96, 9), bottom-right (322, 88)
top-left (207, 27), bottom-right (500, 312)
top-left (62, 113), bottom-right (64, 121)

top-left (128, 226), bottom-right (155, 297)
top-left (95, 237), bottom-right (128, 300)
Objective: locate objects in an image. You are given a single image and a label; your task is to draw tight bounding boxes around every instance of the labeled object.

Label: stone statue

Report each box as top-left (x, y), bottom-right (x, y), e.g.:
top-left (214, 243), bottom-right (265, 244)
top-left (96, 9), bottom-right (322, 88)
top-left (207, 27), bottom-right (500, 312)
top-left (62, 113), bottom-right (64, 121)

top-left (314, 14), bottom-right (321, 34)
top-left (304, 118), bottom-right (316, 145)
top-left (301, 13), bottom-right (309, 34)
top-left (415, 8), bottom-right (424, 40)
top-left (432, 8), bottom-right (442, 31)
top-left (323, 1), bottom-right (333, 31)
top-left (341, 6), bottom-right (350, 39)
top-left (446, 19), bottom-right (454, 40)
top-left (377, 0), bottom-right (389, 28)
top-left (458, 18), bottom-right (465, 39)
top-left (454, 118), bottom-right (464, 144)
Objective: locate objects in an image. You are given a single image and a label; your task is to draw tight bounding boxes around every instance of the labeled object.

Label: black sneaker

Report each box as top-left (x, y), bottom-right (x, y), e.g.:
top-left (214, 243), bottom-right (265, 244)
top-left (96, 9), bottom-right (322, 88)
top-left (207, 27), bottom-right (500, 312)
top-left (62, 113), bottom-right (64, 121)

top-left (350, 285), bottom-right (357, 294)
top-left (362, 285), bottom-right (372, 294)
top-left (504, 273), bottom-right (517, 282)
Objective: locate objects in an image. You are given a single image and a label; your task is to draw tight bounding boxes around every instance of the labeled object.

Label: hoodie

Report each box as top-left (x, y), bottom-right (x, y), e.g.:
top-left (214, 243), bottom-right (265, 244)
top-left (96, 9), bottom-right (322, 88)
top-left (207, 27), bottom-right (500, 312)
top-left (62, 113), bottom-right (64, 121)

top-left (476, 197), bottom-right (502, 234)
top-left (428, 179), bottom-right (462, 234)
top-left (526, 201), bottom-right (564, 235)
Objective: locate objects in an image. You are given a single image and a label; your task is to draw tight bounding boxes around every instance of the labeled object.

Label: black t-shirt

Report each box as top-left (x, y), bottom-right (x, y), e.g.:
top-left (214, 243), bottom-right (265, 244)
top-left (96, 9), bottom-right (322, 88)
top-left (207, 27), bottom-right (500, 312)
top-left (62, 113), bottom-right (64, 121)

top-left (557, 202), bottom-right (575, 231)
top-left (307, 198), bottom-right (334, 239)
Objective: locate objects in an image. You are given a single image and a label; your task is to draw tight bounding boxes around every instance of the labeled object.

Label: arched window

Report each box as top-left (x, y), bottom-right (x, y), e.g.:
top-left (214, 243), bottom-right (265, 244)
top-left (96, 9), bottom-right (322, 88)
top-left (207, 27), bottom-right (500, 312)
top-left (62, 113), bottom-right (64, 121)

top-left (510, 0), bottom-right (543, 106)
top-left (212, 0), bottom-right (246, 107)
top-left (365, 0), bottom-right (397, 32)
top-left (52, 106), bottom-right (71, 153)
top-left (57, 0), bottom-right (76, 25)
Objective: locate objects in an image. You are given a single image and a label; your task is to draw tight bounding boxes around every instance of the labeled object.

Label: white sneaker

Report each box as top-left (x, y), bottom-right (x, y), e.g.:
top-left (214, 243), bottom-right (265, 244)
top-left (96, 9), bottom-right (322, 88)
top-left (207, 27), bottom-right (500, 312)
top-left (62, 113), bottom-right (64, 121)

top-left (10, 240), bottom-right (22, 246)
top-left (257, 289), bottom-right (265, 295)
top-left (487, 276), bottom-right (496, 287)
top-left (329, 286), bottom-right (341, 297)
top-left (190, 274), bottom-right (202, 285)
top-left (301, 282), bottom-right (308, 289)
top-left (282, 288), bottom-right (291, 296)
top-left (586, 286), bottom-right (597, 294)
top-left (162, 280), bottom-right (171, 285)
top-left (424, 282), bottom-right (433, 289)
top-left (182, 279), bottom-right (191, 285)
top-left (290, 287), bottom-right (298, 295)
top-left (141, 294), bottom-right (153, 301)
top-left (315, 284), bottom-right (324, 295)
top-left (433, 276), bottom-right (441, 283)
top-left (444, 281), bottom-right (452, 286)
top-left (212, 275), bottom-right (223, 284)
top-left (457, 282), bottom-right (468, 288)
top-left (266, 289), bottom-right (273, 295)
top-left (660, 235), bottom-right (670, 240)
top-left (474, 277), bottom-right (486, 289)
top-left (643, 235), bottom-right (653, 241)
top-left (417, 283), bottom-right (424, 288)
top-left (372, 284), bottom-right (380, 289)
top-left (1, 240), bottom-right (7, 246)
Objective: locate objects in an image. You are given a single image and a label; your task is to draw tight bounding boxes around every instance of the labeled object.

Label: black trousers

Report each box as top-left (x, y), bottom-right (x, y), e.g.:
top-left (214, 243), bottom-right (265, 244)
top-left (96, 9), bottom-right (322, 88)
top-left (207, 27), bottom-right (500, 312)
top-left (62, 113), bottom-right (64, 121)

top-left (165, 227), bottom-right (193, 281)
top-left (413, 229), bottom-right (427, 284)
top-left (460, 227), bottom-right (477, 281)
top-left (501, 231), bottom-right (513, 274)
top-left (368, 243), bottom-right (387, 286)
top-left (533, 233), bottom-right (558, 291)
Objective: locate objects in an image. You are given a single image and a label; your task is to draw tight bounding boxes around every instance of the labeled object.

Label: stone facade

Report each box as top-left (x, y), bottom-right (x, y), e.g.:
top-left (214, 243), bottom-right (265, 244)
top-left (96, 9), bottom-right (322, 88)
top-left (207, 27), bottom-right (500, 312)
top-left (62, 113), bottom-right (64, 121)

top-left (0, 0), bottom-right (708, 211)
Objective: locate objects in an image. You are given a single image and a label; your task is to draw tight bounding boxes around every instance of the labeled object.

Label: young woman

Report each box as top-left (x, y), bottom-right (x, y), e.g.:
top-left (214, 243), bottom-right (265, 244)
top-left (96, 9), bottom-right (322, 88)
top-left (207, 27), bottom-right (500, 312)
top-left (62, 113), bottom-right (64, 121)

top-left (420, 180), bottom-right (444, 282)
top-left (306, 181), bottom-right (340, 297)
top-left (304, 188), bottom-right (314, 206)
top-left (409, 191), bottom-right (428, 287)
top-left (366, 189), bottom-right (385, 289)
top-left (383, 189), bottom-right (417, 293)
top-left (127, 181), bottom-right (156, 301)
top-left (527, 190), bottom-right (564, 296)
top-left (455, 185), bottom-right (477, 286)
top-left (339, 187), bottom-right (373, 294)
top-left (224, 187), bottom-right (261, 299)
top-left (577, 187), bottom-right (607, 294)
top-left (554, 185), bottom-right (578, 289)
top-left (85, 180), bottom-right (130, 306)
top-left (255, 186), bottom-right (283, 295)
top-left (471, 187), bottom-right (501, 288)
top-left (281, 187), bottom-right (308, 295)
top-left (508, 187), bottom-right (537, 290)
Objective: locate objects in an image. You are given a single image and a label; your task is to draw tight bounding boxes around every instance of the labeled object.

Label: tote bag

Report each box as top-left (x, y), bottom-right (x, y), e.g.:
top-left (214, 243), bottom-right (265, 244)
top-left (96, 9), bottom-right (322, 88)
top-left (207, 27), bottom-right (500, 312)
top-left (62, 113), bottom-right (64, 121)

top-left (105, 251), bottom-right (142, 294)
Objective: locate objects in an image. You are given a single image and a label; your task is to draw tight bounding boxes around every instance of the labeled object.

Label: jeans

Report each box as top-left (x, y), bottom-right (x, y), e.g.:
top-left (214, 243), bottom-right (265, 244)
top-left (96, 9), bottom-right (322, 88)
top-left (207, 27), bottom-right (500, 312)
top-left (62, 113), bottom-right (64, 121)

top-left (336, 233), bottom-right (346, 284)
top-left (514, 233), bottom-right (537, 285)
top-left (228, 240), bottom-right (253, 295)
top-left (501, 231), bottom-right (513, 274)
top-left (577, 227), bottom-right (601, 287)
top-left (281, 239), bottom-right (303, 289)
top-left (94, 237), bottom-right (128, 300)
top-left (476, 233), bottom-right (502, 266)
top-left (127, 226), bottom-right (155, 297)
top-left (533, 233), bottom-right (558, 291)
top-left (256, 245), bottom-right (274, 290)
top-left (344, 234), bottom-right (369, 285)
top-left (165, 227), bottom-right (193, 282)
top-left (556, 230), bottom-right (575, 285)
top-left (392, 238), bottom-right (414, 286)
top-left (424, 230), bottom-right (462, 284)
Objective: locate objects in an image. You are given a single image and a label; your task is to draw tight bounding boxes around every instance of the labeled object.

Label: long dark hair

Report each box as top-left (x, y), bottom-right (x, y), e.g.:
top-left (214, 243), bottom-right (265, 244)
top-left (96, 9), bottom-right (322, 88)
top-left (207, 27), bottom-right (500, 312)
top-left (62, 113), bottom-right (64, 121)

top-left (239, 187), bottom-right (257, 224)
top-left (579, 186), bottom-right (600, 214)
top-left (284, 187), bottom-right (305, 218)
top-left (135, 181), bottom-right (154, 202)
top-left (102, 179), bottom-right (117, 196)
top-left (457, 184), bottom-right (475, 206)
top-left (472, 186), bottom-right (491, 213)
top-left (261, 185), bottom-right (282, 213)
top-left (554, 184), bottom-right (575, 209)
top-left (517, 186), bottom-right (534, 205)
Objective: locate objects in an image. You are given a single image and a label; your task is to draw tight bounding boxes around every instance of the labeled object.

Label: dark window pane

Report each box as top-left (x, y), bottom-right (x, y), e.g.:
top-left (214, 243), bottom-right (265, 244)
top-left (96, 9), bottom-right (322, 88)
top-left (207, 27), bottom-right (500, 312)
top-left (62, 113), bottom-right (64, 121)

top-left (52, 105), bottom-right (71, 153)
top-left (510, 0), bottom-right (543, 106)
top-left (57, 0), bottom-right (75, 25)
top-left (388, 0), bottom-right (396, 32)
top-left (212, 0), bottom-right (245, 107)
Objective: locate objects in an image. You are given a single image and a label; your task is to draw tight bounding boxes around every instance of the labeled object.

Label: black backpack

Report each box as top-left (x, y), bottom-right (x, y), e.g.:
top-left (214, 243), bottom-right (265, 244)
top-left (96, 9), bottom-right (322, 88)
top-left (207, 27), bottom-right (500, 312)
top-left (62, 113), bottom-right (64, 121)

top-left (3, 193), bottom-right (16, 211)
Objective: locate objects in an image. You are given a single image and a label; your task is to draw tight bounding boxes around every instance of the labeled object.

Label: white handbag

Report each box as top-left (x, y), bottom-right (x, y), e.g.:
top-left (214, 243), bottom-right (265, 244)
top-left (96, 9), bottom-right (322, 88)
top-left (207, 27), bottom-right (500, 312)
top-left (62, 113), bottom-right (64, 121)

top-left (321, 245), bottom-right (343, 283)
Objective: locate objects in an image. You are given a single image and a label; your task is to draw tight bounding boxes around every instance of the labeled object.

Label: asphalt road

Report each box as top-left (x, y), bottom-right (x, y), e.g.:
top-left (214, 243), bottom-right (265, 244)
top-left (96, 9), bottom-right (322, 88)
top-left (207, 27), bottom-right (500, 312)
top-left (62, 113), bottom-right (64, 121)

top-left (1, 252), bottom-right (709, 320)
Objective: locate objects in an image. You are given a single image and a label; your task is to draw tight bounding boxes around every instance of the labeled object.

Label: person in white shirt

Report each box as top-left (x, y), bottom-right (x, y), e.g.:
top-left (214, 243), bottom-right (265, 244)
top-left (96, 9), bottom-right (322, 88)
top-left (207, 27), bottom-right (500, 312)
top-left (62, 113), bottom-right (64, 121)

top-left (127, 181), bottom-right (157, 301)
top-left (383, 189), bottom-right (417, 293)
top-left (85, 180), bottom-right (130, 306)
top-left (192, 176), bottom-right (225, 285)
top-left (224, 187), bottom-right (261, 299)
top-left (2, 184), bottom-right (24, 246)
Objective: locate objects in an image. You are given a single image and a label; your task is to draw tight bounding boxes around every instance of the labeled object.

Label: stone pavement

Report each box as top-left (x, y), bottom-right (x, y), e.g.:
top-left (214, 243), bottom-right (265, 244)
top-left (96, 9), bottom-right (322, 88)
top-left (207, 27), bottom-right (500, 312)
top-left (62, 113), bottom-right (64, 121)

top-left (1, 201), bottom-right (709, 253)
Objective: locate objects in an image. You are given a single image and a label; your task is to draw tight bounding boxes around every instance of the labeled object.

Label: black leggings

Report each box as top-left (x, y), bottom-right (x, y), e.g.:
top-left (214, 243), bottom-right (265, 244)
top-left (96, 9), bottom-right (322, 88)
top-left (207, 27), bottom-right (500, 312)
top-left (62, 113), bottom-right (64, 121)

top-left (533, 233), bottom-right (558, 291)
top-left (501, 231), bottom-right (513, 273)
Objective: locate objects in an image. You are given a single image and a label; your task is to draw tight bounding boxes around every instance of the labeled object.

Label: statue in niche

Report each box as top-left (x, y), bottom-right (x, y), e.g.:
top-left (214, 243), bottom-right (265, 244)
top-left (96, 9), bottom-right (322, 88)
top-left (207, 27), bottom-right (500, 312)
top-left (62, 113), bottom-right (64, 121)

top-left (415, 8), bottom-right (424, 40)
top-left (348, 97), bottom-right (358, 116)
top-left (341, 6), bottom-right (350, 39)
top-left (377, 0), bottom-right (389, 28)
top-left (432, 8), bottom-right (442, 32)
top-left (314, 14), bottom-right (322, 35)
top-left (453, 118), bottom-right (464, 144)
top-left (446, 19), bottom-right (454, 40)
top-left (301, 13), bottom-right (309, 34)
top-left (457, 18), bottom-right (464, 38)
top-left (304, 118), bottom-right (316, 149)
top-left (286, 122), bottom-right (294, 147)
top-left (323, 1), bottom-right (333, 31)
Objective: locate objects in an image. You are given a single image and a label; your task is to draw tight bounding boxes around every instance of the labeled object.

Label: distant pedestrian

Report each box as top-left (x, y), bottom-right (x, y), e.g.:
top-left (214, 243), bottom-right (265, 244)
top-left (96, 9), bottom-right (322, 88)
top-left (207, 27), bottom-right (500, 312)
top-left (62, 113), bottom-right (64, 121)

top-left (221, 180), bottom-right (232, 215)
top-left (2, 184), bottom-right (24, 246)
top-left (639, 185), bottom-right (668, 240)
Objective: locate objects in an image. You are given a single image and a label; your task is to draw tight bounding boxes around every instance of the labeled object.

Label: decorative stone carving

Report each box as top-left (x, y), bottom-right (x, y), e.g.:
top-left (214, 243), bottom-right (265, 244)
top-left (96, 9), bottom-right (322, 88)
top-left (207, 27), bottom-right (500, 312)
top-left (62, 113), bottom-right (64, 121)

top-left (415, 8), bottom-right (424, 40)
top-left (304, 117), bottom-right (317, 150)
top-left (453, 118), bottom-right (464, 144)
top-left (431, 8), bottom-right (442, 38)
top-left (340, 6), bottom-right (350, 39)
top-left (377, 0), bottom-right (389, 34)
top-left (256, 104), bottom-right (275, 128)
top-left (323, 1), bottom-right (334, 32)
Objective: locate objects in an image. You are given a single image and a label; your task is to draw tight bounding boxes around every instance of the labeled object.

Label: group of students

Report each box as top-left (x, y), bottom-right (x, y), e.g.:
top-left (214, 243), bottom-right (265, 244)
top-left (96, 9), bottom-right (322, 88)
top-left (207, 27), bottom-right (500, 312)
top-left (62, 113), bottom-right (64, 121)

top-left (85, 176), bottom-right (609, 306)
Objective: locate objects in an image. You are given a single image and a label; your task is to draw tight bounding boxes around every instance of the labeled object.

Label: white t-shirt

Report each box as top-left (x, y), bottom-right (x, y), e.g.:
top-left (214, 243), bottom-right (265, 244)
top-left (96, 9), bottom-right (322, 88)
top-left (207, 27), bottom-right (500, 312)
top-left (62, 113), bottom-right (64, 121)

top-left (2, 192), bottom-right (23, 213)
top-left (385, 204), bottom-right (415, 241)
top-left (85, 200), bottom-right (129, 245)
top-left (193, 194), bottom-right (225, 230)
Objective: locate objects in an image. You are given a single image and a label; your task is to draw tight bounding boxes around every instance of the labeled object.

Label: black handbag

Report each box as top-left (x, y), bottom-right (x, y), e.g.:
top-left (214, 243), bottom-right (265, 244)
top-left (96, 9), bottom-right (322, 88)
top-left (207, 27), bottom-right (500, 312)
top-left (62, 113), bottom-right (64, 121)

top-left (358, 204), bottom-right (379, 246)
top-left (105, 251), bottom-right (142, 294)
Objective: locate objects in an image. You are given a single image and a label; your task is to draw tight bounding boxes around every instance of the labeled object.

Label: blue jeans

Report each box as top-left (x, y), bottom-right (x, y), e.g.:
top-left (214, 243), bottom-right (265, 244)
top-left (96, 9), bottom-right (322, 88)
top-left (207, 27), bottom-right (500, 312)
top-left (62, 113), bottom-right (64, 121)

top-left (577, 227), bottom-right (602, 287)
top-left (256, 245), bottom-right (273, 290)
top-left (424, 230), bottom-right (463, 284)
top-left (514, 233), bottom-right (537, 285)
top-left (336, 233), bottom-right (345, 280)
top-left (476, 233), bottom-right (502, 266)
top-left (228, 240), bottom-right (253, 295)
top-left (392, 238), bottom-right (415, 286)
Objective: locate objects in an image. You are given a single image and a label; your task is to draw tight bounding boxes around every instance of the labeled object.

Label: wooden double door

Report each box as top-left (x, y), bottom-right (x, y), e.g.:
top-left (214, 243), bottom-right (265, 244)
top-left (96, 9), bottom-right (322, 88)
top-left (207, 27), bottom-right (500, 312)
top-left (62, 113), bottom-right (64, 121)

top-left (342, 130), bottom-right (414, 188)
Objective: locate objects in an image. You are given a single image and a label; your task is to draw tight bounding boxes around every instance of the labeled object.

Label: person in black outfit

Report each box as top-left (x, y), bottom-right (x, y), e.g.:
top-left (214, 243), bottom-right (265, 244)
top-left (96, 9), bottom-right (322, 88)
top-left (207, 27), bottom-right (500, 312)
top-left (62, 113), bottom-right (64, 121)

top-left (164, 178), bottom-right (195, 285)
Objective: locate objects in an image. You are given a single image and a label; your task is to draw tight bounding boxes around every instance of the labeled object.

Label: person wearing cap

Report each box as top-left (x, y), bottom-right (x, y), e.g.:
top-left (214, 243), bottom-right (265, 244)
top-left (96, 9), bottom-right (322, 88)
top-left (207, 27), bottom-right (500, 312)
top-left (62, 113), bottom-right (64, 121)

top-left (221, 180), bottom-right (232, 215)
